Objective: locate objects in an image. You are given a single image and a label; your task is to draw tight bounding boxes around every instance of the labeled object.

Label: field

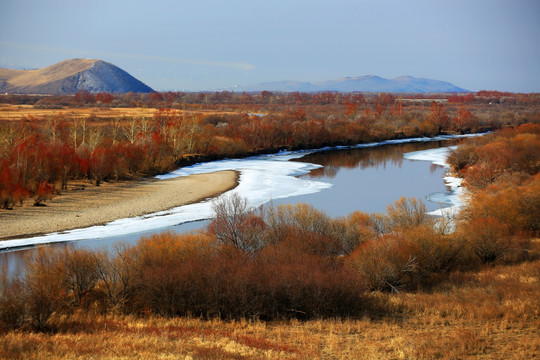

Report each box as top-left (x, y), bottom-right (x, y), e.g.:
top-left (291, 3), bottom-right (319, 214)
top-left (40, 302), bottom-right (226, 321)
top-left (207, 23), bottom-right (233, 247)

top-left (1, 252), bottom-right (538, 359)
top-left (0, 104), bottom-right (159, 121)
top-left (0, 103), bottom-right (239, 123)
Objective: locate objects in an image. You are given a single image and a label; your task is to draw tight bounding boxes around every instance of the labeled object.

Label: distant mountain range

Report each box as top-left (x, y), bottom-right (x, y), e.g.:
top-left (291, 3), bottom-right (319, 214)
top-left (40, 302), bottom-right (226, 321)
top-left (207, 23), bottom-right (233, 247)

top-left (236, 75), bottom-right (468, 93)
top-left (0, 59), bottom-right (468, 94)
top-left (0, 59), bottom-right (153, 95)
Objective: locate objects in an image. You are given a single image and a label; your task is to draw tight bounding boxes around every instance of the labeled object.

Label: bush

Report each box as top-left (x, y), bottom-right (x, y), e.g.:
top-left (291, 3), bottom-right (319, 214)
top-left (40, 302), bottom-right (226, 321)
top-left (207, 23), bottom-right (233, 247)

top-left (207, 193), bottom-right (268, 254)
top-left (459, 217), bottom-right (513, 264)
top-left (386, 197), bottom-right (433, 231)
top-left (255, 240), bottom-right (365, 319)
top-left (125, 231), bottom-right (366, 319)
top-left (401, 225), bottom-right (466, 286)
top-left (347, 234), bottom-right (417, 292)
top-left (126, 232), bottom-right (216, 316)
top-left (457, 176), bottom-right (539, 264)
top-left (23, 248), bottom-right (67, 331)
top-left (0, 274), bottom-right (26, 330)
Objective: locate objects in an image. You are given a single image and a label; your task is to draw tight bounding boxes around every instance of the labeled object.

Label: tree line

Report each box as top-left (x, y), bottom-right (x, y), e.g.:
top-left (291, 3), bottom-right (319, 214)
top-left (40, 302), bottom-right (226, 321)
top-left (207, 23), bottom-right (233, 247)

top-left (3, 90), bottom-right (540, 107)
top-left (3, 88), bottom-right (535, 209)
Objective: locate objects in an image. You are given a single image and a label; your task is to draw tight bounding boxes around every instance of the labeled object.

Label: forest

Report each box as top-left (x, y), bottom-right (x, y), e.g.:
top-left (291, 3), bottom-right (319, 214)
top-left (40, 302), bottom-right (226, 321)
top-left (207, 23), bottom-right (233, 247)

top-left (0, 91), bottom-right (539, 359)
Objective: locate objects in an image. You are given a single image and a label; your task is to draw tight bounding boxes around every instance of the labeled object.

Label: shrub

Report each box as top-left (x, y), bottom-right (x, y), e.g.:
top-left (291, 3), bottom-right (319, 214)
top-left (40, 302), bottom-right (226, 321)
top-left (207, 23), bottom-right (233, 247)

top-left (400, 225), bottom-right (466, 286)
top-left (461, 176), bottom-right (540, 237)
top-left (0, 274), bottom-right (26, 330)
top-left (58, 248), bottom-right (101, 309)
top-left (347, 235), bottom-right (417, 292)
top-left (127, 232), bottom-right (216, 316)
top-left (23, 248), bottom-right (67, 331)
top-left (255, 240), bottom-right (364, 319)
top-left (460, 216), bottom-right (513, 264)
top-left (386, 197), bottom-right (433, 231)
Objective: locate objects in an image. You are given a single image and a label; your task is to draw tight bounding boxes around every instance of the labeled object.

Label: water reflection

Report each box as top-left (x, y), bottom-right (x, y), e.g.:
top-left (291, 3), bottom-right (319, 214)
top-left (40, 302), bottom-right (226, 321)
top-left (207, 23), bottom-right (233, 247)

top-left (296, 141), bottom-right (457, 179)
top-left (0, 243), bottom-right (74, 278)
top-left (270, 140), bottom-right (460, 217)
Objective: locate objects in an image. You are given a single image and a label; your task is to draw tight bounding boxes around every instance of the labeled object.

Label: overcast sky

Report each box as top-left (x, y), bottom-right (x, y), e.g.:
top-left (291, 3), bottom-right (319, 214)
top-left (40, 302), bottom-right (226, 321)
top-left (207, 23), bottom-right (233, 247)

top-left (1, 0), bottom-right (539, 92)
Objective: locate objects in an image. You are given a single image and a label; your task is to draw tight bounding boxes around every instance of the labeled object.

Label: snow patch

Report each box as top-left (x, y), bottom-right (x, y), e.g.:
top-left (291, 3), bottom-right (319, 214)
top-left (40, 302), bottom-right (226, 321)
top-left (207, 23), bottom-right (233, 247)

top-left (404, 146), bottom-right (467, 217)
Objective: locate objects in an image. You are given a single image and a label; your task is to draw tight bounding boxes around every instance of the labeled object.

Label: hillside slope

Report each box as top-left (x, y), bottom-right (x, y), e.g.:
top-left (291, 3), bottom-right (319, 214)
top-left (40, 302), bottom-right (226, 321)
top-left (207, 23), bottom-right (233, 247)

top-left (0, 59), bottom-right (153, 94)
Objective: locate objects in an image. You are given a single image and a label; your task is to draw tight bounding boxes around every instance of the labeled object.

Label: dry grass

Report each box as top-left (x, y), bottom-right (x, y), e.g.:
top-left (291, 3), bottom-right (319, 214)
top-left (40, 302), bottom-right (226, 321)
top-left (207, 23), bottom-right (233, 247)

top-left (0, 59), bottom-right (98, 88)
top-left (0, 104), bottom-right (239, 122)
top-left (0, 104), bottom-right (162, 122)
top-left (1, 256), bottom-right (538, 360)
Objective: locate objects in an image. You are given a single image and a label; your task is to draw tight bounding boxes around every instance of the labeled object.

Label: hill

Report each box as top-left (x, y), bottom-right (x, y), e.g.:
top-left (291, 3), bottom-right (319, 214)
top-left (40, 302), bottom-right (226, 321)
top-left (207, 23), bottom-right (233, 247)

top-left (238, 75), bottom-right (468, 93)
top-left (0, 59), bottom-right (153, 94)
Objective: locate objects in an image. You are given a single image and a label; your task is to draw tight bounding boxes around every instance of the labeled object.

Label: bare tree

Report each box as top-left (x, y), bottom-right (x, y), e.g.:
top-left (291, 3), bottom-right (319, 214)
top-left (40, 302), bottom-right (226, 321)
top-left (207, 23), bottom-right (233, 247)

top-left (123, 116), bottom-right (139, 144)
top-left (386, 197), bottom-right (433, 230)
top-left (87, 127), bottom-right (102, 153)
top-left (110, 117), bottom-right (122, 145)
top-left (59, 248), bottom-right (100, 308)
top-left (138, 116), bottom-right (153, 139)
top-left (24, 248), bottom-right (65, 330)
top-left (208, 193), bottom-right (267, 254)
top-left (95, 244), bottom-right (135, 311)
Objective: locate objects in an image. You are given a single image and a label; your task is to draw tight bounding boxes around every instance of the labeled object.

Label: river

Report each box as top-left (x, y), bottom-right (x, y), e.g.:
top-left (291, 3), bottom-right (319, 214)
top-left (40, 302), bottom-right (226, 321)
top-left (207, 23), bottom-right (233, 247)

top-left (0, 135), bottom-right (474, 275)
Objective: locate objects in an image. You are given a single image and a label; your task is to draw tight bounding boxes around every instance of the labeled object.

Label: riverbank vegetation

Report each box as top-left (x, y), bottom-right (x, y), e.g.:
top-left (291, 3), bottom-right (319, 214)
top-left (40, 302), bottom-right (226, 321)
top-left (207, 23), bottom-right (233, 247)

top-left (1, 257), bottom-right (538, 359)
top-left (1, 124), bottom-right (539, 358)
top-left (1, 91), bottom-right (539, 208)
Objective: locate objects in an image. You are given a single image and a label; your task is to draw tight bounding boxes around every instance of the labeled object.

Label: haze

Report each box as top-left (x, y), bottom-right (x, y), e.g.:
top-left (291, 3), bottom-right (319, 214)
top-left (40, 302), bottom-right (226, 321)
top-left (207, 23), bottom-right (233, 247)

top-left (1, 0), bottom-right (539, 92)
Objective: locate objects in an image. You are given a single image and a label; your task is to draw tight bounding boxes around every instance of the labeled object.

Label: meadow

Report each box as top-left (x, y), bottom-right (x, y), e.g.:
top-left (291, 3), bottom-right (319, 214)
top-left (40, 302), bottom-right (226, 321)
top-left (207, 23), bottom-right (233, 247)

top-left (1, 254), bottom-right (538, 359)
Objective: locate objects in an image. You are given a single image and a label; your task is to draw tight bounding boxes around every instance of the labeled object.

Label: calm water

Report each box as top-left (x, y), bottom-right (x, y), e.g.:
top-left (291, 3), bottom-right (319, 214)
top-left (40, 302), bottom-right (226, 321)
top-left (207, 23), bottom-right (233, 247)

top-left (273, 141), bottom-right (455, 215)
top-left (0, 140), bottom-right (457, 275)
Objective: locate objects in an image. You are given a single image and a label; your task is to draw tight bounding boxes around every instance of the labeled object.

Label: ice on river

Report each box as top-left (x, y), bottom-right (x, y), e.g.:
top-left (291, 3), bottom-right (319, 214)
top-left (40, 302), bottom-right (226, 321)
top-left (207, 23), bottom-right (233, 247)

top-left (404, 146), bottom-right (466, 217)
top-left (0, 134), bottom-right (482, 250)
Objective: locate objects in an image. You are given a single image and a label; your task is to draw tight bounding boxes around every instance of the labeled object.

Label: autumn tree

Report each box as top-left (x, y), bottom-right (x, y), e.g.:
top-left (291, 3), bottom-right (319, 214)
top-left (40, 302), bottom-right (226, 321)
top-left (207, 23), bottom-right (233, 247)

top-left (453, 104), bottom-right (476, 132)
top-left (428, 101), bottom-right (450, 131)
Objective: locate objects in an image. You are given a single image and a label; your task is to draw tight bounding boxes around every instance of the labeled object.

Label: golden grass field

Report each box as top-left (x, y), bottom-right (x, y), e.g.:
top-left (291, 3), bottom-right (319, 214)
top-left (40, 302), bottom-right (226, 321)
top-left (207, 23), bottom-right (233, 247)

top-left (0, 59), bottom-right (97, 89)
top-left (1, 250), bottom-right (538, 360)
top-left (0, 104), bottom-right (241, 122)
top-left (0, 104), bottom-right (158, 121)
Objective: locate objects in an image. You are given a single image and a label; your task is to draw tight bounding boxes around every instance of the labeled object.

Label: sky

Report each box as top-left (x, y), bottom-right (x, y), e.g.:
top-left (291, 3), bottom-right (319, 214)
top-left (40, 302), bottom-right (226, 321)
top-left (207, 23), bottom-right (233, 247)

top-left (1, 0), bottom-right (539, 92)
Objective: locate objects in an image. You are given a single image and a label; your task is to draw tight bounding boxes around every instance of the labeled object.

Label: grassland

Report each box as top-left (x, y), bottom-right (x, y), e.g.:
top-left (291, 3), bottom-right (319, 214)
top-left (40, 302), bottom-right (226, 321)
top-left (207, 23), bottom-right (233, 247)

top-left (1, 249), bottom-right (538, 359)
top-left (0, 103), bottom-right (238, 122)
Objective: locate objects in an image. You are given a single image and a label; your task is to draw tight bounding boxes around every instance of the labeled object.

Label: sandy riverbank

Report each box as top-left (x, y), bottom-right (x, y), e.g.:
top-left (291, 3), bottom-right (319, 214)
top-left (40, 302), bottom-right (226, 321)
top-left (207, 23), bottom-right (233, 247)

top-left (0, 171), bottom-right (238, 241)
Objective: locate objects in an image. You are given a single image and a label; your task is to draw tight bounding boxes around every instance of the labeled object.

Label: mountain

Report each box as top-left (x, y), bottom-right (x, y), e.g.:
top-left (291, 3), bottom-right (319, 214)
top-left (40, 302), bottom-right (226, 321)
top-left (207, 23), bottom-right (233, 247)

top-left (0, 59), bottom-right (154, 94)
top-left (238, 75), bottom-right (468, 93)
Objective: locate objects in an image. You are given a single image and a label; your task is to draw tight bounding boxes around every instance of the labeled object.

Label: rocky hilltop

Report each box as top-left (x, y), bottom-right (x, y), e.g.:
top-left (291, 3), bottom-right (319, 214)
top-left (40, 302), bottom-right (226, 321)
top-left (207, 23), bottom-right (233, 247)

top-left (0, 59), bottom-right (153, 94)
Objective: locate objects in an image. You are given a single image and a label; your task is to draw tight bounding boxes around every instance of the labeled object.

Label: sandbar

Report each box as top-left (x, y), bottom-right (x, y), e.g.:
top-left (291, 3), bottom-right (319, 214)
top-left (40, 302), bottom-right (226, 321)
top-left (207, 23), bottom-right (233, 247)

top-left (0, 171), bottom-right (238, 241)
